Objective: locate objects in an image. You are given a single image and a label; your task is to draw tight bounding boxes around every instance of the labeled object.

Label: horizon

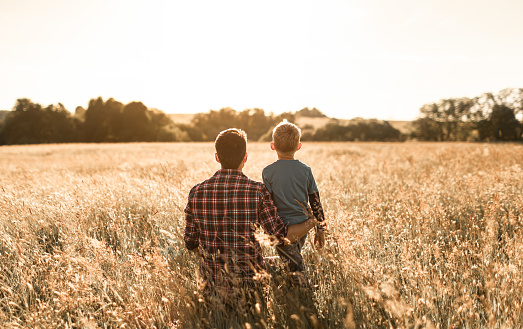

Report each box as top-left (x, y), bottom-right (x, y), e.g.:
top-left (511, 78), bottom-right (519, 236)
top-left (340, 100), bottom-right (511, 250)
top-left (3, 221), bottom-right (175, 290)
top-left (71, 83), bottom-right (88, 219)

top-left (2, 1), bottom-right (523, 121)
top-left (0, 85), bottom-right (521, 122)
top-left (0, 104), bottom-right (416, 122)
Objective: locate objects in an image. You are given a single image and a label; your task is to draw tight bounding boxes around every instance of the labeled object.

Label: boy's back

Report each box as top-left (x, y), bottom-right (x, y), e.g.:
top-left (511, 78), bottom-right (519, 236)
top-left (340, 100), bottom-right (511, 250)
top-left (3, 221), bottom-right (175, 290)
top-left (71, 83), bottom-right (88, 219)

top-left (261, 119), bottom-right (326, 285)
top-left (262, 159), bottom-right (318, 226)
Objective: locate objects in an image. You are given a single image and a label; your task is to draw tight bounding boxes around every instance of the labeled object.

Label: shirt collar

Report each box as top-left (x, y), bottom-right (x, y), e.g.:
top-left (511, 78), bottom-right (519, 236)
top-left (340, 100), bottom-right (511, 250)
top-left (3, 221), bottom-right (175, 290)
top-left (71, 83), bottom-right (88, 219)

top-left (215, 168), bottom-right (245, 177)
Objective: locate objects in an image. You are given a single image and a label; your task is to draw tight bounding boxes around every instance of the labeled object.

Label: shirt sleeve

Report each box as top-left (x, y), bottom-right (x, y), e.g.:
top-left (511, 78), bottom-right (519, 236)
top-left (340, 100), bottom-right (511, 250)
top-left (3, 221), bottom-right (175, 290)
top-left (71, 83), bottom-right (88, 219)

top-left (307, 168), bottom-right (319, 194)
top-left (308, 168), bottom-right (325, 230)
top-left (258, 185), bottom-right (288, 243)
top-left (308, 191), bottom-right (326, 230)
top-left (183, 198), bottom-right (200, 251)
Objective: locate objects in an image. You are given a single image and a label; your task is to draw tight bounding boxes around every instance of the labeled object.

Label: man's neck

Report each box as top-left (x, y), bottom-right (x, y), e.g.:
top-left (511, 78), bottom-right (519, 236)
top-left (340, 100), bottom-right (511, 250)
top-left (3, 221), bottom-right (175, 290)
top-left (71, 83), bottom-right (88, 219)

top-left (221, 168), bottom-right (243, 172)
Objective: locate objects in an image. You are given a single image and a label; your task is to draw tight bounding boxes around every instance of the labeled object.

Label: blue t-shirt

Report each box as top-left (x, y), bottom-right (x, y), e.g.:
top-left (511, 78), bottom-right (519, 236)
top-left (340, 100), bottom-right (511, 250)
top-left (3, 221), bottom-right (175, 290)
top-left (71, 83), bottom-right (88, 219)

top-left (262, 159), bottom-right (319, 225)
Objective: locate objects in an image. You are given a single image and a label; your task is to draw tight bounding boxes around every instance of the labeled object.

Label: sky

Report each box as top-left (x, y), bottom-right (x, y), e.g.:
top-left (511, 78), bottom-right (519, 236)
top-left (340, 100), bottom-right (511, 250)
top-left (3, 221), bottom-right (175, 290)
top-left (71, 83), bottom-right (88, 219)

top-left (1, 0), bottom-right (523, 121)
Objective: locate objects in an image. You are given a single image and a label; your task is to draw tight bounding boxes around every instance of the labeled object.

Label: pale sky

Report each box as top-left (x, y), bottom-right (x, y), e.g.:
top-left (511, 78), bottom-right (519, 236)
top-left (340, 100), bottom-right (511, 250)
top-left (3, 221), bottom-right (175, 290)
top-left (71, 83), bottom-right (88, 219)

top-left (1, 0), bottom-right (523, 120)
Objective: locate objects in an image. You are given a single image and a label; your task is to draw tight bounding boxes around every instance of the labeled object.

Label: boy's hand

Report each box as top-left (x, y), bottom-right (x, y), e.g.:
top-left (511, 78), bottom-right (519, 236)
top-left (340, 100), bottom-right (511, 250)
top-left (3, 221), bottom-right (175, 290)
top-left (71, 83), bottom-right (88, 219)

top-left (314, 229), bottom-right (325, 249)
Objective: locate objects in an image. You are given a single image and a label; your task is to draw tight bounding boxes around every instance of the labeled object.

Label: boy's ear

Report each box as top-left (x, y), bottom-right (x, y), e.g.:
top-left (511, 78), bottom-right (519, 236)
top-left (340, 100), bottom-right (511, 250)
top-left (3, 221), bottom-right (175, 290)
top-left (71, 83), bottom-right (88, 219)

top-left (270, 142), bottom-right (275, 151)
top-left (215, 153), bottom-right (220, 163)
top-left (297, 143), bottom-right (302, 151)
top-left (243, 153), bottom-right (248, 163)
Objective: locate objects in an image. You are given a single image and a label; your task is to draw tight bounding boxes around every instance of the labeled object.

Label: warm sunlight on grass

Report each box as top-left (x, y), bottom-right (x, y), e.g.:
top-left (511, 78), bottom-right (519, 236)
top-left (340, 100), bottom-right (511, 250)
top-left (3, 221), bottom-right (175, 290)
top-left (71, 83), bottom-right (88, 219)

top-left (0, 142), bottom-right (522, 328)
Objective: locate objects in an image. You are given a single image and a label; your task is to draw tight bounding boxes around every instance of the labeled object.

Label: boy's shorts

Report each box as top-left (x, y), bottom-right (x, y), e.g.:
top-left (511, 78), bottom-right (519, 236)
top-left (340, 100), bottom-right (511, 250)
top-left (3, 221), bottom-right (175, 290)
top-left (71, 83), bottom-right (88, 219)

top-left (276, 235), bottom-right (307, 272)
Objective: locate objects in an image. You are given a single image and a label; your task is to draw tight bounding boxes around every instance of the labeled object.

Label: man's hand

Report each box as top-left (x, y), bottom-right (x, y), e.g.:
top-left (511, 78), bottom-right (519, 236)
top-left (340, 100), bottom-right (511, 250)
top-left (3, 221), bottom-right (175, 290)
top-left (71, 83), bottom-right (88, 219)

top-left (314, 229), bottom-right (325, 249)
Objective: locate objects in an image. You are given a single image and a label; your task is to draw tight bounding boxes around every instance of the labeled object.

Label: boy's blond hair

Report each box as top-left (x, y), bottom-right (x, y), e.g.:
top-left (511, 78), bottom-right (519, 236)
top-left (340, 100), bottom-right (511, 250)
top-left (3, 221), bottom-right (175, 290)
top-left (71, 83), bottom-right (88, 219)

top-left (272, 119), bottom-right (301, 154)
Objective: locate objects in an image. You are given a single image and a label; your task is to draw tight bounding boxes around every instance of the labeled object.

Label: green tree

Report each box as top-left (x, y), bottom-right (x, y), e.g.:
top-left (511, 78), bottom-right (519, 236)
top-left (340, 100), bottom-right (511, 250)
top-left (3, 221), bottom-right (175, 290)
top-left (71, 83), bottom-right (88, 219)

top-left (417, 98), bottom-right (474, 141)
top-left (191, 108), bottom-right (238, 141)
top-left (117, 102), bottom-right (155, 142)
top-left (82, 97), bottom-right (123, 142)
top-left (1, 99), bottom-right (76, 144)
top-left (478, 104), bottom-right (522, 141)
top-left (190, 108), bottom-right (294, 141)
top-left (311, 119), bottom-right (402, 142)
top-left (176, 124), bottom-right (205, 141)
top-left (0, 110), bottom-right (9, 124)
top-left (411, 118), bottom-right (444, 141)
top-left (237, 108), bottom-right (273, 141)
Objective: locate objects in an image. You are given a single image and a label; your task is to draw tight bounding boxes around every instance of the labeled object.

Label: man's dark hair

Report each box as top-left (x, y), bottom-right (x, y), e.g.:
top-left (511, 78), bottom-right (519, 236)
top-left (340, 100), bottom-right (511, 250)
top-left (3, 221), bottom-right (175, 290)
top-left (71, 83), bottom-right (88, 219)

top-left (215, 128), bottom-right (247, 169)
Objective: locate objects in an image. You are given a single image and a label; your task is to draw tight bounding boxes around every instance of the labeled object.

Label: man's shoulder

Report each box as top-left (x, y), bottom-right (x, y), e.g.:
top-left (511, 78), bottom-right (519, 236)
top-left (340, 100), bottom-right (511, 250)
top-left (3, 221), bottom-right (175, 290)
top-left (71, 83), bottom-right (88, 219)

top-left (235, 175), bottom-right (271, 198)
top-left (240, 175), bottom-right (266, 190)
top-left (188, 180), bottom-right (205, 196)
top-left (188, 174), bottom-right (216, 194)
top-left (190, 172), bottom-right (266, 192)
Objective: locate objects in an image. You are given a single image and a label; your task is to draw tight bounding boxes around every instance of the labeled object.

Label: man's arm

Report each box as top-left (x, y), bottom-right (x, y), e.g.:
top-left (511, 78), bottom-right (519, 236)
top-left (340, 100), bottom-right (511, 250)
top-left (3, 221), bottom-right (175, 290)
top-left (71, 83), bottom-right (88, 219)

top-left (258, 187), bottom-right (289, 243)
top-left (184, 202), bottom-right (200, 251)
top-left (189, 247), bottom-right (201, 257)
top-left (286, 215), bottom-right (318, 243)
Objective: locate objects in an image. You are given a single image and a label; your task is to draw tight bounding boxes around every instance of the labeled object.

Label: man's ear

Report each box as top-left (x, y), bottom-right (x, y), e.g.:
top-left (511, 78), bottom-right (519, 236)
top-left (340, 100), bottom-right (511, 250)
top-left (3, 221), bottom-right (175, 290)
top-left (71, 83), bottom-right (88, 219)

top-left (215, 153), bottom-right (220, 163)
top-left (270, 142), bottom-right (275, 150)
top-left (243, 153), bottom-right (248, 163)
top-left (297, 143), bottom-right (302, 151)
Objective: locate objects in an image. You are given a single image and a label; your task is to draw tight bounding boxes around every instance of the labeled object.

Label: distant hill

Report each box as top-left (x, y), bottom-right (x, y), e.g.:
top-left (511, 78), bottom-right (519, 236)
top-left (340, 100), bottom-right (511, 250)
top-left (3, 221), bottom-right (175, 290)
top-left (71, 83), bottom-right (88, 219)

top-left (167, 113), bottom-right (413, 135)
top-left (0, 110), bottom-right (9, 124)
top-left (167, 113), bottom-right (195, 125)
top-left (388, 121), bottom-right (413, 134)
top-left (295, 107), bottom-right (327, 118)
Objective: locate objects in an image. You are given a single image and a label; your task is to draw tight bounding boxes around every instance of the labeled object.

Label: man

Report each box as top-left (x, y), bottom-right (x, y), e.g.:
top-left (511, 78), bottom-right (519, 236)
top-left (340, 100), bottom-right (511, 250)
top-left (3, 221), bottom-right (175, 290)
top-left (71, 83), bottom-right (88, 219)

top-left (184, 128), bottom-right (318, 296)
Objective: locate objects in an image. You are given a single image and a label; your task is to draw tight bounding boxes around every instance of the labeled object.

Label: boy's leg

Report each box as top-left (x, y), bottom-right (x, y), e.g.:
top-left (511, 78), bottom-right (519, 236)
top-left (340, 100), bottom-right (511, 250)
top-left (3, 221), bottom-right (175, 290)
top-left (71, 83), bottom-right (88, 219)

top-left (276, 235), bottom-right (306, 272)
top-left (295, 234), bottom-right (307, 253)
top-left (276, 235), bottom-right (311, 288)
top-left (275, 236), bottom-right (321, 327)
top-left (290, 235), bottom-right (309, 286)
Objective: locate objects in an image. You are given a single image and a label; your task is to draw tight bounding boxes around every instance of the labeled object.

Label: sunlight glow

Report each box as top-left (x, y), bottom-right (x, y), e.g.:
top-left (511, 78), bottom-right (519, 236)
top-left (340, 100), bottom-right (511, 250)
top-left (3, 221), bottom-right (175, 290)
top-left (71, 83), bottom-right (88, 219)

top-left (1, 0), bottom-right (523, 120)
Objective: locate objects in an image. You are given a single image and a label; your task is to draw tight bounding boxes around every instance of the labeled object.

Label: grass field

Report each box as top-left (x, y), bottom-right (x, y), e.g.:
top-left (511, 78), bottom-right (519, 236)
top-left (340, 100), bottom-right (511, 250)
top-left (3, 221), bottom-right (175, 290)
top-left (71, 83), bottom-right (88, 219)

top-left (0, 142), bottom-right (522, 328)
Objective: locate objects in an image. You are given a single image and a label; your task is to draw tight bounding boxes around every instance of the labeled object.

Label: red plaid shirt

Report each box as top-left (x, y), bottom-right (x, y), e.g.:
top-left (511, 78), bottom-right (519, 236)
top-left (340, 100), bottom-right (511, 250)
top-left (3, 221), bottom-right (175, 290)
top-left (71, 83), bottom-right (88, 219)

top-left (184, 169), bottom-right (288, 291)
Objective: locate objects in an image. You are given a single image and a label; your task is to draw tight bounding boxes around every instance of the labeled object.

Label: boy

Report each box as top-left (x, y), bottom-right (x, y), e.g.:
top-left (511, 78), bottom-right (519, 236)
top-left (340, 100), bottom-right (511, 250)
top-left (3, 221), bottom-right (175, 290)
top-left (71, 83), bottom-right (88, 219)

top-left (262, 120), bottom-right (326, 282)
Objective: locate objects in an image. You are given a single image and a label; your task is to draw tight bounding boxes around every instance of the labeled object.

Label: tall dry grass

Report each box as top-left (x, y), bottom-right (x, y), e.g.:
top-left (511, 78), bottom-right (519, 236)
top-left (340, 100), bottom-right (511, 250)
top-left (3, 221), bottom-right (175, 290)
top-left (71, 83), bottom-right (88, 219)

top-left (0, 142), bottom-right (522, 328)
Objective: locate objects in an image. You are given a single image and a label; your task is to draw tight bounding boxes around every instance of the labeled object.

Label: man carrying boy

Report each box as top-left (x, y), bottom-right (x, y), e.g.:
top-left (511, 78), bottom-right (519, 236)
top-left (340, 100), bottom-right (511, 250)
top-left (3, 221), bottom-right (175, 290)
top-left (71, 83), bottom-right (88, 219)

top-left (184, 128), bottom-right (318, 299)
top-left (262, 120), bottom-right (326, 284)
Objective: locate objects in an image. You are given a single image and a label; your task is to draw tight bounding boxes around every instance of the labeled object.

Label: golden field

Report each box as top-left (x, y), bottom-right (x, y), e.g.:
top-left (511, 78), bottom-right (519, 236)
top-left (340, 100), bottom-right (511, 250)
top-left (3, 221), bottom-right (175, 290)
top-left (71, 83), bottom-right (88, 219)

top-left (0, 142), bottom-right (522, 328)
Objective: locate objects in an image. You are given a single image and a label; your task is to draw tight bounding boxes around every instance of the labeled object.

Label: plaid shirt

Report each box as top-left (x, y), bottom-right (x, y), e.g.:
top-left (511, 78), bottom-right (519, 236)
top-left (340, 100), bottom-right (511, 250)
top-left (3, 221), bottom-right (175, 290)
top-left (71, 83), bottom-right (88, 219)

top-left (184, 169), bottom-right (288, 291)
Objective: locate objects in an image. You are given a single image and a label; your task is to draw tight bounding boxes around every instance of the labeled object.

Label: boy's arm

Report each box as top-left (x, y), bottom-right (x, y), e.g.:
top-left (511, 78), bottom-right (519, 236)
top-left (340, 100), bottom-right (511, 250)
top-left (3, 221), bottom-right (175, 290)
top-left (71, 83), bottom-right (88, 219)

top-left (309, 192), bottom-right (326, 248)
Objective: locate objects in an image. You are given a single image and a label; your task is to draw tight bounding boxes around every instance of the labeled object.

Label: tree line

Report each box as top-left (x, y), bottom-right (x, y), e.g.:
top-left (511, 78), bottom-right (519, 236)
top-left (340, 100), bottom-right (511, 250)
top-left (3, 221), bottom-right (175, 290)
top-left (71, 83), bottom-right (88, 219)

top-left (411, 88), bottom-right (523, 141)
top-left (0, 99), bottom-right (403, 145)
top-left (1, 88), bottom-right (522, 145)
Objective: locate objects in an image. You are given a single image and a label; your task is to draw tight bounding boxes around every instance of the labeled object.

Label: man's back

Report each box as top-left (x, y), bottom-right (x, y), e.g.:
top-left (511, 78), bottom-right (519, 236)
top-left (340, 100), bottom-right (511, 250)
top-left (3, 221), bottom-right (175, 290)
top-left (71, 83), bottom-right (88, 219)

top-left (184, 168), bottom-right (287, 290)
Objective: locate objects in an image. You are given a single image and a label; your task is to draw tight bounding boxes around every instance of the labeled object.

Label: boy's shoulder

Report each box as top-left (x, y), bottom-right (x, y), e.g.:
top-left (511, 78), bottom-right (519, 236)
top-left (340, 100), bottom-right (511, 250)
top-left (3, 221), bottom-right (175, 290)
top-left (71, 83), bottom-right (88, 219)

top-left (295, 159), bottom-right (311, 169)
top-left (263, 160), bottom-right (312, 176)
top-left (267, 159), bottom-right (311, 168)
top-left (262, 160), bottom-right (278, 171)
